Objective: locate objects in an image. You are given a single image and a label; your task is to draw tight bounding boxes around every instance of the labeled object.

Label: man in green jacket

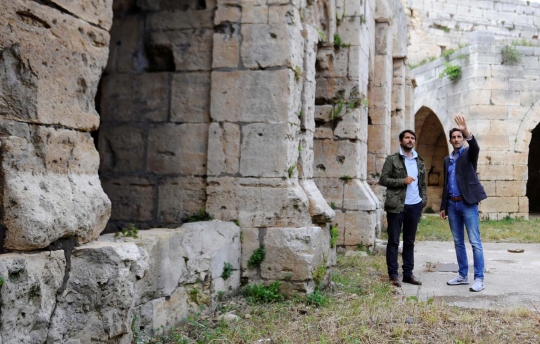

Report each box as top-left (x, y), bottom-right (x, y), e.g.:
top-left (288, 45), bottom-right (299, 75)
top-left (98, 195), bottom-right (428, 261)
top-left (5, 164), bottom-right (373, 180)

top-left (379, 130), bottom-right (427, 287)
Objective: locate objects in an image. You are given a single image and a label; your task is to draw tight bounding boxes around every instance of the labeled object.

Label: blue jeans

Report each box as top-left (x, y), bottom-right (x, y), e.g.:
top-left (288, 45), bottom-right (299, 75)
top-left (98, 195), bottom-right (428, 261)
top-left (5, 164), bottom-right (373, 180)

top-left (448, 200), bottom-right (484, 280)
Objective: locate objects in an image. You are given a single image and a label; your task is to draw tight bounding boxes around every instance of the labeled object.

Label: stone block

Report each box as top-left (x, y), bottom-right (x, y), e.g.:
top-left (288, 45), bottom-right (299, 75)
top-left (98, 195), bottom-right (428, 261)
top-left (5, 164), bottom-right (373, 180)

top-left (519, 197), bottom-right (529, 213)
top-left (343, 210), bottom-right (376, 246)
top-left (105, 15), bottom-right (144, 73)
top-left (315, 77), bottom-right (360, 103)
top-left (206, 177), bottom-right (238, 221)
top-left (0, 0), bottom-right (110, 131)
top-left (171, 72), bottom-right (211, 123)
top-left (299, 179), bottom-right (335, 224)
top-left (49, 0), bottom-right (113, 30)
top-left (482, 77), bottom-right (509, 90)
top-left (337, 16), bottom-right (361, 46)
top-left (150, 29), bottom-right (213, 71)
top-left (237, 181), bottom-right (313, 228)
top-left (241, 5), bottom-right (269, 23)
top-left (334, 108), bottom-right (365, 140)
top-left (520, 91), bottom-right (540, 107)
top-left (482, 181), bottom-right (496, 197)
top-left (0, 251), bottom-right (65, 343)
top-left (48, 241), bottom-right (149, 343)
top-left (261, 227), bottom-right (330, 282)
top-left (102, 177), bottom-right (155, 222)
top-left (313, 177), bottom-right (344, 208)
top-left (1, 127), bottom-right (111, 250)
top-left (343, 179), bottom-right (378, 211)
top-left (213, 33), bottom-right (240, 68)
top-left (492, 65), bottom-right (524, 78)
top-left (147, 10), bottom-right (214, 30)
top-left (100, 73), bottom-right (170, 123)
top-left (208, 123), bottom-right (241, 176)
top-left (98, 125), bottom-right (145, 173)
top-left (477, 164), bottom-right (514, 181)
top-left (211, 69), bottom-right (296, 123)
top-left (468, 105), bottom-right (507, 120)
top-left (496, 181), bottom-right (526, 197)
top-left (313, 139), bottom-right (361, 178)
top-left (478, 197), bottom-right (519, 213)
top-left (491, 90), bottom-right (521, 106)
top-left (158, 177), bottom-right (207, 223)
top-left (476, 135), bottom-right (510, 149)
top-left (241, 23), bottom-right (303, 69)
top-left (514, 165), bottom-right (528, 181)
top-left (241, 227), bottom-right (260, 277)
top-left (239, 123), bottom-right (297, 178)
top-left (215, 6), bottom-right (241, 24)
top-left (147, 123), bottom-right (208, 175)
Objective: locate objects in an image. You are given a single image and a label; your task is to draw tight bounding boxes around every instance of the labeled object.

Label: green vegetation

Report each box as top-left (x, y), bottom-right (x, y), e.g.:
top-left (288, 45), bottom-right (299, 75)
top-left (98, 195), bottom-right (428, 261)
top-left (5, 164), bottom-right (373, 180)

top-left (114, 223), bottom-right (139, 239)
top-left (501, 45), bottom-right (521, 65)
top-left (288, 164), bottom-right (297, 178)
top-left (221, 262), bottom-right (234, 280)
top-left (333, 33), bottom-right (350, 49)
top-left (330, 224), bottom-right (339, 248)
top-left (439, 62), bottom-right (461, 81)
top-left (242, 281), bottom-right (284, 303)
top-left (415, 216), bottom-right (540, 243)
top-left (512, 38), bottom-right (538, 47)
top-left (144, 254), bottom-right (540, 343)
top-left (312, 258), bottom-right (327, 287)
top-left (440, 48), bottom-right (457, 60)
top-left (339, 175), bottom-right (353, 182)
top-left (329, 100), bottom-right (345, 121)
top-left (247, 246), bottom-right (266, 269)
top-left (0, 277), bottom-right (4, 287)
top-left (294, 66), bottom-right (302, 81)
top-left (408, 55), bottom-right (437, 69)
top-left (183, 207), bottom-right (213, 223)
top-left (316, 28), bottom-right (327, 43)
top-left (329, 201), bottom-right (336, 210)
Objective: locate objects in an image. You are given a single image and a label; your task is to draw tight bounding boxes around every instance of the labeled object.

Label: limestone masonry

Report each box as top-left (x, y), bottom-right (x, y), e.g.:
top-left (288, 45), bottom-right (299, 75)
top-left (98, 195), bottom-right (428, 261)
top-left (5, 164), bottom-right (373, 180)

top-left (1, 0), bottom-right (540, 341)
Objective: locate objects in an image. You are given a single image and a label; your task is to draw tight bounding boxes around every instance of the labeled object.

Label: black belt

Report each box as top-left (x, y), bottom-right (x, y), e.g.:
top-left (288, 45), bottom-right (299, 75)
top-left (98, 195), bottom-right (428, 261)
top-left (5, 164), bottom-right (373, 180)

top-left (448, 196), bottom-right (462, 202)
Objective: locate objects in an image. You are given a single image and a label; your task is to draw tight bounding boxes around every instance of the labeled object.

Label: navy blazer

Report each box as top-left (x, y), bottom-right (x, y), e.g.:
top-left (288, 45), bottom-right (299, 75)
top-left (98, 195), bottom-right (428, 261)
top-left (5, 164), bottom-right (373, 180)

top-left (440, 135), bottom-right (487, 212)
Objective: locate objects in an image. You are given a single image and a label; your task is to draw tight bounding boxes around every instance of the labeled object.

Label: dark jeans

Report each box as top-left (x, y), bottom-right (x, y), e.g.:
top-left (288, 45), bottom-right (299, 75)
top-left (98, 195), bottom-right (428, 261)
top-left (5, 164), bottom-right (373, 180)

top-left (386, 201), bottom-right (423, 278)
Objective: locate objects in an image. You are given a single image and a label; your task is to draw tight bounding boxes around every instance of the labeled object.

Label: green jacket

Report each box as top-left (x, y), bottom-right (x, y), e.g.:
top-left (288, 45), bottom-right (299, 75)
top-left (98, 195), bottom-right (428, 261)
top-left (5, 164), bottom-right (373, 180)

top-left (379, 152), bottom-right (427, 214)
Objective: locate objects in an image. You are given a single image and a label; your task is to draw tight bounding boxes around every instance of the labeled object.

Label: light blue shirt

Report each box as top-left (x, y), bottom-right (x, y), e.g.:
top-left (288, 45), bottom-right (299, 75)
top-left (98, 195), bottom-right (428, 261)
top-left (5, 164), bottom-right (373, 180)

top-left (399, 147), bottom-right (422, 205)
top-left (447, 146), bottom-right (465, 197)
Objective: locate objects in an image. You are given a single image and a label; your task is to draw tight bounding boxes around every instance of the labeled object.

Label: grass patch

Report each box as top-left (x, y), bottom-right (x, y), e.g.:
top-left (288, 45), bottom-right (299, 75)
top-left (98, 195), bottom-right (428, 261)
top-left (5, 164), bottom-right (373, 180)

top-left (439, 62), bottom-right (461, 81)
top-left (147, 254), bottom-right (540, 343)
top-left (414, 216), bottom-right (540, 243)
top-left (501, 45), bottom-right (521, 65)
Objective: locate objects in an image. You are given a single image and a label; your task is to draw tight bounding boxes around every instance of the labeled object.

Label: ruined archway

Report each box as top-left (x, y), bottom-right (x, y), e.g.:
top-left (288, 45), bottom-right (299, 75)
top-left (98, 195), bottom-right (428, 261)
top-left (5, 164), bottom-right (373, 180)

top-left (528, 123), bottom-right (540, 214)
top-left (415, 106), bottom-right (449, 212)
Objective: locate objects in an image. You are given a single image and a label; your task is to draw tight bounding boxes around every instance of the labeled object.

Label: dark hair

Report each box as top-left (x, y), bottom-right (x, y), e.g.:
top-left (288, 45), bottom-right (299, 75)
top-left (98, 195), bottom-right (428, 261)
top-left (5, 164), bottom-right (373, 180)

top-left (399, 130), bottom-right (416, 141)
top-left (448, 128), bottom-right (464, 138)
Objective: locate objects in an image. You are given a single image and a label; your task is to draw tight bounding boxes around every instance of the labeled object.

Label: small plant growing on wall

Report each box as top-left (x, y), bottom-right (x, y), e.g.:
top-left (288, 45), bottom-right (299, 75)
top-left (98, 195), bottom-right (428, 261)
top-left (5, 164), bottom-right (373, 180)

top-left (183, 207), bottom-right (214, 222)
top-left (115, 223), bottom-right (139, 239)
top-left (221, 262), bottom-right (234, 280)
top-left (248, 246), bottom-right (266, 269)
top-left (501, 45), bottom-right (521, 65)
top-left (439, 62), bottom-right (461, 81)
top-left (330, 224), bottom-right (339, 248)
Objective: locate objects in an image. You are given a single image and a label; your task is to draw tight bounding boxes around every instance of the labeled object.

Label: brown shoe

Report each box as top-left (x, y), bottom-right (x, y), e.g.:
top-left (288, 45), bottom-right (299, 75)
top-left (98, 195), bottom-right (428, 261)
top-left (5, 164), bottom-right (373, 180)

top-left (402, 275), bottom-right (422, 285)
top-left (389, 276), bottom-right (401, 287)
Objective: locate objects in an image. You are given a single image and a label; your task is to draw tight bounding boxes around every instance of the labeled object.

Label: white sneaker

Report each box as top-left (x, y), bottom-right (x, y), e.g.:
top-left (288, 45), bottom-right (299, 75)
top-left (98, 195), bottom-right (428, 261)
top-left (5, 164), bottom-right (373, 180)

top-left (447, 275), bottom-right (470, 285)
top-left (469, 279), bottom-right (485, 292)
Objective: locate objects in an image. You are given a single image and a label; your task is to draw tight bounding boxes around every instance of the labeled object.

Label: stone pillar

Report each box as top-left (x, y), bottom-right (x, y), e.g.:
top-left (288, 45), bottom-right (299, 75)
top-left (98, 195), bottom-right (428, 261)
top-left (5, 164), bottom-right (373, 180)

top-left (404, 68), bottom-right (415, 130)
top-left (367, 20), bottom-right (393, 203)
top-left (99, 2), bottom-right (213, 231)
top-left (206, 0), bottom-right (335, 293)
top-left (391, 58), bottom-right (406, 153)
top-left (0, 0), bottom-right (111, 250)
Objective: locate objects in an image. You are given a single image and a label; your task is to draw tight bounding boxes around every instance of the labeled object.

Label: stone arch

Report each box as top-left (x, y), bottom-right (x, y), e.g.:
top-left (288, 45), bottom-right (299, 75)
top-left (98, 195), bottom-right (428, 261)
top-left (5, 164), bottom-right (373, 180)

top-left (414, 106), bottom-right (449, 211)
top-left (528, 123), bottom-right (540, 213)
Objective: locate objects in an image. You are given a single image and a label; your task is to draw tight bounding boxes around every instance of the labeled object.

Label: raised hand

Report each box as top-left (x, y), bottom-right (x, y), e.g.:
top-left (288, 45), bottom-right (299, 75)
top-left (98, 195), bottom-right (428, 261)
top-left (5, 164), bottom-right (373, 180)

top-left (454, 115), bottom-right (472, 139)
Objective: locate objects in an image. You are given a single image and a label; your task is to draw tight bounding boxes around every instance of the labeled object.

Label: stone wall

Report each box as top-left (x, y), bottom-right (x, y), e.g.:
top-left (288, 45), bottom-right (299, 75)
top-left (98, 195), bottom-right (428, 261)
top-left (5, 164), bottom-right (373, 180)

top-left (403, 0), bottom-right (540, 64)
top-left (413, 31), bottom-right (540, 219)
top-left (0, 0), bottom-right (111, 250)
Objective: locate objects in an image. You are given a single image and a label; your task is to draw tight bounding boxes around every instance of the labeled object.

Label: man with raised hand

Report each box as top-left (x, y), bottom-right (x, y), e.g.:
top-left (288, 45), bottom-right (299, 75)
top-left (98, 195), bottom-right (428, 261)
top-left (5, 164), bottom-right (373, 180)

top-left (379, 130), bottom-right (427, 287)
top-left (440, 116), bottom-right (488, 292)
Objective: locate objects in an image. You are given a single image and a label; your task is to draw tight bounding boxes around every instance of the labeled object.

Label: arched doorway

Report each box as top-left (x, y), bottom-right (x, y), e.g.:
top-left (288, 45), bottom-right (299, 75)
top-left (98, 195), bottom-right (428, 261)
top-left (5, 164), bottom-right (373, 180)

top-left (528, 123), bottom-right (540, 214)
top-left (415, 107), bottom-right (449, 212)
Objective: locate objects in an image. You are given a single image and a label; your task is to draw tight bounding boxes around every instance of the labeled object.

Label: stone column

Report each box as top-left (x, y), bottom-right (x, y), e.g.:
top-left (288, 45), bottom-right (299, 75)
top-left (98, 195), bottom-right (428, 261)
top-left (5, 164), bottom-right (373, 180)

top-left (0, 0), bottom-right (111, 250)
top-left (404, 68), bottom-right (415, 130)
top-left (391, 58), bottom-right (406, 153)
top-left (206, 0), bottom-right (335, 292)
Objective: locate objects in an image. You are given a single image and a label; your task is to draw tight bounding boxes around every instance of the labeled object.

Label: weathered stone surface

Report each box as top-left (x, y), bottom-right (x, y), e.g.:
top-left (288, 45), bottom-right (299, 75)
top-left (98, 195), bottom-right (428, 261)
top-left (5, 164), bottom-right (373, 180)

top-left (48, 241), bottom-right (149, 343)
top-left (171, 72), bottom-right (211, 123)
top-left (150, 29), bottom-right (213, 71)
top-left (147, 123), bottom-right (208, 175)
top-left (299, 179), bottom-right (335, 223)
top-left (1, 126), bottom-right (111, 250)
top-left (213, 33), bottom-right (240, 68)
top-left (49, 0), bottom-right (113, 30)
top-left (0, 251), bottom-right (65, 344)
top-left (100, 73), bottom-right (170, 123)
top-left (208, 123), bottom-right (241, 176)
top-left (0, 0), bottom-right (110, 131)
top-left (261, 227), bottom-right (331, 284)
top-left (158, 177), bottom-right (207, 223)
top-left (101, 177), bottom-right (155, 222)
top-left (99, 125), bottom-right (146, 173)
